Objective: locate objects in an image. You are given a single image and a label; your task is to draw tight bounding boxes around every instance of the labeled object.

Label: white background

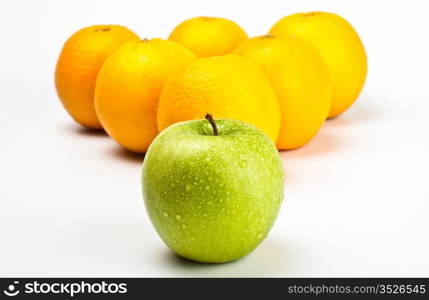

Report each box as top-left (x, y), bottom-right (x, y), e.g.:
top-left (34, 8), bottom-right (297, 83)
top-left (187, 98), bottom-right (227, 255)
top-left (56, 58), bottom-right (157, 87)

top-left (1, 0), bottom-right (428, 277)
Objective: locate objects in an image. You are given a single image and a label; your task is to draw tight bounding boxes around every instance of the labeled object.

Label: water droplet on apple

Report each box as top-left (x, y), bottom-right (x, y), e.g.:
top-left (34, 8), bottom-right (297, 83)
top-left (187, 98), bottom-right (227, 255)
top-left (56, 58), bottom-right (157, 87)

top-left (175, 214), bottom-right (182, 220)
top-left (185, 183), bottom-right (192, 191)
top-left (163, 211), bottom-right (169, 217)
top-left (239, 160), bottom-right (247, 168)
top-left (205, 185), bottom-right (210, 190)
top-left (182, 224), bottom-right (186, 229)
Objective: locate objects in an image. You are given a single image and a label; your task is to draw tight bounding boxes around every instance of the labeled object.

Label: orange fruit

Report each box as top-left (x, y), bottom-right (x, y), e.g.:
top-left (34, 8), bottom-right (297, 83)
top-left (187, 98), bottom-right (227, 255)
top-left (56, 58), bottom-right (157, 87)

top-left (235, 35), bottom-right (332, 150)
top-left (168, 17), bottom-right (248, 57)
top-left (270, 12), bottom-right (367, 118)
top-left (55, 25), bottom-right (139, 129)
top-left (94, 38), bottom-right (196, 153)
top-left (157, 54), bottom-right (281, 142)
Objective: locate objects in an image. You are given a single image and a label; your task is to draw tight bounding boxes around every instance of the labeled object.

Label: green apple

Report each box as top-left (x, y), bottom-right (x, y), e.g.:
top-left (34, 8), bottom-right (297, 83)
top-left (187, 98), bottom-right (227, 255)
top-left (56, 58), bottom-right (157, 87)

top-left (142, 115), bottom-right (284, 263)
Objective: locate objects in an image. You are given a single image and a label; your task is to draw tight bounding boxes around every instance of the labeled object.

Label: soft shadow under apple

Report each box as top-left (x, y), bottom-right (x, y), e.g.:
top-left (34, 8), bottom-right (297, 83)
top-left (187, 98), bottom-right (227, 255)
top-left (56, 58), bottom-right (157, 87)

top-left (158, 239), bottom-right (290, 277)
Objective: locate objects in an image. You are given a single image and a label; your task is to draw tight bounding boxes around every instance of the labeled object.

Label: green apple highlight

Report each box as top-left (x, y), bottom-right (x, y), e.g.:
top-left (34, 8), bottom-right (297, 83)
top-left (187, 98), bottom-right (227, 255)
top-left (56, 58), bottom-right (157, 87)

top-left (142, 115), bottom-right (285, 263)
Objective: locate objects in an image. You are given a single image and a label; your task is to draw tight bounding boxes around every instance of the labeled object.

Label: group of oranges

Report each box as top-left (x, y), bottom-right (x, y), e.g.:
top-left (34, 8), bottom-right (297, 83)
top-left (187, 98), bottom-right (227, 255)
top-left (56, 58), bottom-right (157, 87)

top-left (55, 12), bottom-right (367, 153)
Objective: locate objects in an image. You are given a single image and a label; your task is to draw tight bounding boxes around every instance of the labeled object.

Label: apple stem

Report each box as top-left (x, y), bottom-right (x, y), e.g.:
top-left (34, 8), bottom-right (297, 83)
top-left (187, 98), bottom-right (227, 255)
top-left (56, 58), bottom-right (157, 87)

top-left (205, 113), bottom-right (218, 136)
